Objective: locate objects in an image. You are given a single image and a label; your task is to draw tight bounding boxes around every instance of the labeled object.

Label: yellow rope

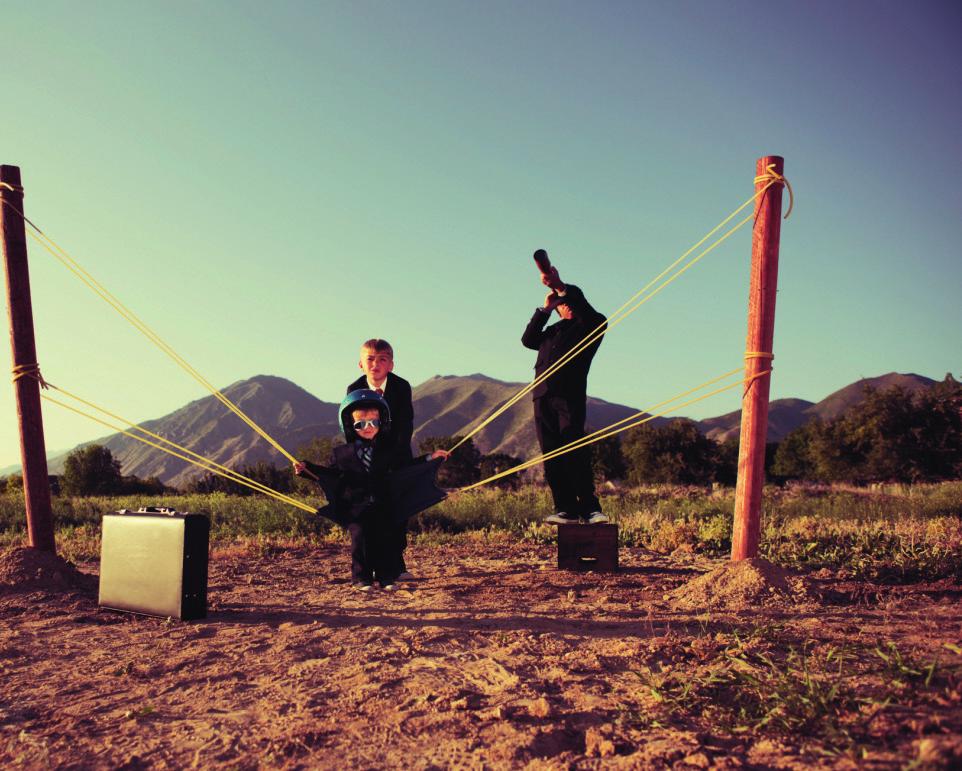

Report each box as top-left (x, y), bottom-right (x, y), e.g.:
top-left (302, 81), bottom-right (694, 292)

top-left (40, 393), bottom-right (317, 513)
top-left (448, 179), bottom-right (781, 454)
top-left (2, 206), bottom-right (298, 465)
top-left (459, 369), bottom-right (769, 492)
top-left (32, 376), bottom-right (311, 508)
top-left (742, 351), bottom-right (774, 396)
top-left (3, 189), bottom-right (313, 507)
top-left (3, 171), bottom-right (791, 498)
top-left (753, 164), bottom-right (793, 219)
top-left (514, 366), bottom-right (743, 473)
top-left (11, 363), bottom-right (49, 388)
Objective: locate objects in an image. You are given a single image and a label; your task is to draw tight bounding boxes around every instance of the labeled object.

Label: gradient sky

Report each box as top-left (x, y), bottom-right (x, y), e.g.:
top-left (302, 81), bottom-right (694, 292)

top-left (2, 1), bottom-right (960, 469)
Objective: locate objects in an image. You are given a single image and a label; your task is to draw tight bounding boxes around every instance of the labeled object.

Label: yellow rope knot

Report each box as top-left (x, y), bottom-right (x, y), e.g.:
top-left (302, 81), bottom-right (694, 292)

top-left (12, 363), bottom-right (50, 389)
top-left (0, 181), bottom-right (24, 195)
top-left (743, 368), bottom-right (772, 398)
top-left (753, 163), bottom-right (793, 219)
top-left (743, 353), bottom-right (773, 397)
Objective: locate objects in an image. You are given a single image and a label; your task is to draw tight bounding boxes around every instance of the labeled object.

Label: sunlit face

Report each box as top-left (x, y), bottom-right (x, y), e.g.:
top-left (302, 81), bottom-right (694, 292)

top-left (358, 347), bottom-right (394, 384)
top-left (351, 407), bottom-right (381, 440)
top-left (556, 302), bottom-right (574, 320)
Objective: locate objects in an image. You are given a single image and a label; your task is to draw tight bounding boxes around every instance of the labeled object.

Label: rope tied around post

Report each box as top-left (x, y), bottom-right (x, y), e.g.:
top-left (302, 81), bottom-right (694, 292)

top-left (0, 181), bottom-right (25, 195)
top-left (742, 352), bottom-right (774, 397)
top-left (753, 164), bottom-right (794, 220)
top-left (12, 363), bottom-right (50, 389)
top-left (742, 367), bottom-right (773, 398)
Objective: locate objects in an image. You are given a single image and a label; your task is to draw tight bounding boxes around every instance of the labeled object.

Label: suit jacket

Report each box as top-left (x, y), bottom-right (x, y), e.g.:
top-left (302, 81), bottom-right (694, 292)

top-left (347, 371), bottom-right (414, 458)
top-left (521, 284), bottom-right (607, 401)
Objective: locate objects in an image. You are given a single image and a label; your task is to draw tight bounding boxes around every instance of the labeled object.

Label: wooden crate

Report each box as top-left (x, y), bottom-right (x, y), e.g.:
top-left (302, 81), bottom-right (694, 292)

top-left (557, 523), bottom-right (618, 572)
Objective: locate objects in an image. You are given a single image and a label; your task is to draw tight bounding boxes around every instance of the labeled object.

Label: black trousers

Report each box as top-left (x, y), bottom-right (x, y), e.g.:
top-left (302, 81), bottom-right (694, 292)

top-left (346, 506), bottom-right (401, 584)
top-left (396, 522), bottom-right (408, 575)
top-left (534, 395), bottom-right (601, 517)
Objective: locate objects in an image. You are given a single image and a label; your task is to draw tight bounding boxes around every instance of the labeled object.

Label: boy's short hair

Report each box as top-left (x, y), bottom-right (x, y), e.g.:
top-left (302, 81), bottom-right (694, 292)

top-left (361, 338), bottom-right (393, 358)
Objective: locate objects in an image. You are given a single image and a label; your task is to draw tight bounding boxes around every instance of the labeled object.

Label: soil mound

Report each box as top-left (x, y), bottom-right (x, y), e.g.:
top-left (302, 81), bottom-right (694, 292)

top-left (0, 547), bottom-right (94, 593)
top-left (670, 557), bottom-right (809, 611)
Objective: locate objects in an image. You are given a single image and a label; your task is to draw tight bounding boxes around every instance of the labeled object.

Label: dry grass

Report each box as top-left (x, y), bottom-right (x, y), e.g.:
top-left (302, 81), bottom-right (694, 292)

top-left (1, 481), bottom-right (960, 581)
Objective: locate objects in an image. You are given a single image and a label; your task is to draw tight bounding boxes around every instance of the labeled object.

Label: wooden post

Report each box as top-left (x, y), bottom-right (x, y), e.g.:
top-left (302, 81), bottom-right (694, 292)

top-left (731, 156), bottom-right (784, 561)
top-left (1, 165), bottom-right (56, 553)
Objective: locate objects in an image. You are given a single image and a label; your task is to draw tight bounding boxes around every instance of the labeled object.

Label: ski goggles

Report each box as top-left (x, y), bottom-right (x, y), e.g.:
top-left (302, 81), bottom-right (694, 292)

top-left (352, 418), bottom-right (381, 430)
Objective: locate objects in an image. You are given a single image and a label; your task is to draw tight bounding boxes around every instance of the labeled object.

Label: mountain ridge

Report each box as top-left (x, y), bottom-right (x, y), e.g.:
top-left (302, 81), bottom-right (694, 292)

top-left (18, 370), bottom-right (945, 487)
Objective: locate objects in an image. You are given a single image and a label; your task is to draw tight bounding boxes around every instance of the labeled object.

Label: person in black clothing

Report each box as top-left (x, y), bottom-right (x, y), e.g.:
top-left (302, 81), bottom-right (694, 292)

top-left (294, 389), bottom-right (447, 591)
top-left (346, 338), bottom-right (416, 579)
top-left (347, 339), bottom-right (414, 459)
top-left (522, 251), bottom-right (608, 524)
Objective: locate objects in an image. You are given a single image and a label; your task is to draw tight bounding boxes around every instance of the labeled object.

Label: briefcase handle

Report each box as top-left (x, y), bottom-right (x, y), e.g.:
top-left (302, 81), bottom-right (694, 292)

top-left (115, 507), bottom-right (184, 516)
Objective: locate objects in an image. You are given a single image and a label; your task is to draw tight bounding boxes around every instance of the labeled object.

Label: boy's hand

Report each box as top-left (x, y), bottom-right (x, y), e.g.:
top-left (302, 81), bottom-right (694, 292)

top-left (543, 291), bottom-right (562, 310)
top-left (430, 450), bottom-right (450, 462)
top-left (293, 461), bottom-right (320, 481)
top-left (541, 266), bottom-right (564, 291)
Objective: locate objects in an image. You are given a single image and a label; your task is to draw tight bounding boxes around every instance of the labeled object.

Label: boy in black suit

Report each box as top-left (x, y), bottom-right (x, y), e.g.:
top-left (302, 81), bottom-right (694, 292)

top-left (347, 339), bottom-right (414, 458)
top-left (346, 339), bottom-right (416, 578)
top-left (522, 253), bottom-right (608, 524)
top-left (294, 390), bottom-right (447, 590)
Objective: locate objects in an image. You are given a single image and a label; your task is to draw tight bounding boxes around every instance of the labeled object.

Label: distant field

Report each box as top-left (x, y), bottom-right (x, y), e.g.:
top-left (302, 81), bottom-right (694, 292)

top-left (2, 481), bottom-right (960, 581)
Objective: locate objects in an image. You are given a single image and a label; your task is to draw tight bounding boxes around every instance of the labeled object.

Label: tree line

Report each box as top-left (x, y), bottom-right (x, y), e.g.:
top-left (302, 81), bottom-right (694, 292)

top-left (770, 376), bottom-right (962, 484)
top-left (2, 376), bottom-right (958, 497)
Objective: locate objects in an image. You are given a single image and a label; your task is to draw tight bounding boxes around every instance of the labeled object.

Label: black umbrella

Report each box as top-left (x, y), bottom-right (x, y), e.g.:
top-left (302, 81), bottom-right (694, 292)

top-left (305, 465), bottom-right (351, 527)
top-left (389, 457), bottom-right (448, 522)
top-left (307, 458), bottom-right (447, 526)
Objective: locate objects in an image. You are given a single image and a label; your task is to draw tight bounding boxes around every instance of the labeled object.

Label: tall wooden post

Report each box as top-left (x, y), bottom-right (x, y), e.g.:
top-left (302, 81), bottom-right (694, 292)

top-left (731, 156), bottom-right (784, 561)
top-left (1, 165), bottom-right (56, 553)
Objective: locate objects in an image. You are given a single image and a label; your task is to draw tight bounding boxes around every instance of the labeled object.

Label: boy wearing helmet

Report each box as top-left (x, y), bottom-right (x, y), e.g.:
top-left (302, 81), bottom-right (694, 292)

top-left (294, 390), bottom-right (448, 591)
top-left (346, 338), bottom-right (416, 580)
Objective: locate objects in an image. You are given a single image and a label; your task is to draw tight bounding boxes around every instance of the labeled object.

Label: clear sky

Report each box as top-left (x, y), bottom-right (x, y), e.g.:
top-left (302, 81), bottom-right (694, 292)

top-left (2, 0), bottom-right (960, 469)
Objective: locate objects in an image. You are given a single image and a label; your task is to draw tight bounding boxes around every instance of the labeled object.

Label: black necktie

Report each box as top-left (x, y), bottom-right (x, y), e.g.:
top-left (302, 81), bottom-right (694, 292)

top-left (359, 445), bottom-right (373, 471)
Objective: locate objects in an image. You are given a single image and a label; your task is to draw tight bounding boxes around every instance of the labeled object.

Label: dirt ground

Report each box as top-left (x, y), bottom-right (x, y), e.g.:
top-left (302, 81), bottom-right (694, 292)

top-left (2, 538), bottom-right (961, 770)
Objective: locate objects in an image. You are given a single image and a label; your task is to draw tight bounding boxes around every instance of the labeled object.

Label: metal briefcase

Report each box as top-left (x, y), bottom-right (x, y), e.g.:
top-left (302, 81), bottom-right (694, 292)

top-left (99, 507), bottom-right (210, 620)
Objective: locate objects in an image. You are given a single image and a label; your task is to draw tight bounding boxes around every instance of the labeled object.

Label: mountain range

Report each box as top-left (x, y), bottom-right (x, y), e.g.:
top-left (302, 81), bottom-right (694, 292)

top-left (5, 371), bottom-right (939, 487)
top-left (698, 372), bottom-right (936, 443)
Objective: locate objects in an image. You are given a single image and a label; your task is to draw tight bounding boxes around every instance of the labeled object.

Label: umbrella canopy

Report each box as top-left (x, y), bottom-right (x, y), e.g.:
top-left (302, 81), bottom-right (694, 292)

top-left (310, 457), bottom-right (447, 526)
top-left (388, 457), bottom-right (447, 522)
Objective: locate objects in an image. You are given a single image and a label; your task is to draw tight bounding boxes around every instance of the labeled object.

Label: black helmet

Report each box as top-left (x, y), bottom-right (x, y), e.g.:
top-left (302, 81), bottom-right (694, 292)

top-left (339, 389), bottom-right (391, 441)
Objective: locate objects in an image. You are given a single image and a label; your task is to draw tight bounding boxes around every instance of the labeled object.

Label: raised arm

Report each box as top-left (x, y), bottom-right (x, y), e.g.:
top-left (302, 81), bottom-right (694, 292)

top-left (522, 292), bottom-right (561, 350)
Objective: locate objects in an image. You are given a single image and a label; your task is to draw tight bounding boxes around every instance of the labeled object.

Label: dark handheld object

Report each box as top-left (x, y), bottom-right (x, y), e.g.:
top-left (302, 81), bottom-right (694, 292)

top-left (308, 457), bottom-right (447, 526)
top-left (389, 458), bottom-right (448, 522)
top-left (533, 249), bottom-right (552, 274)
top-left (307, 465), bottom-right (350, 527)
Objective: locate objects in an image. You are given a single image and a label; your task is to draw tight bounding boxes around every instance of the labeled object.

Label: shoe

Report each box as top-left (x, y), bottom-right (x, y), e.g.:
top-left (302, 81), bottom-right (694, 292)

top-left (586, 511), bottom-right (608, 524)
top-left (397, 572), bottom-right (415, 582)
top-left (354, 582), bottom-right (373, 592)
top-left (545, 512), bottom-right (580, 525)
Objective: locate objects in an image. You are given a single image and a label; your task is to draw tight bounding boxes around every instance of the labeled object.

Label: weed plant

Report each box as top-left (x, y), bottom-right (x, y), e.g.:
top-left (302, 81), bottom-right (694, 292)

top-left (630, 626), bottom-right (962, 756)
